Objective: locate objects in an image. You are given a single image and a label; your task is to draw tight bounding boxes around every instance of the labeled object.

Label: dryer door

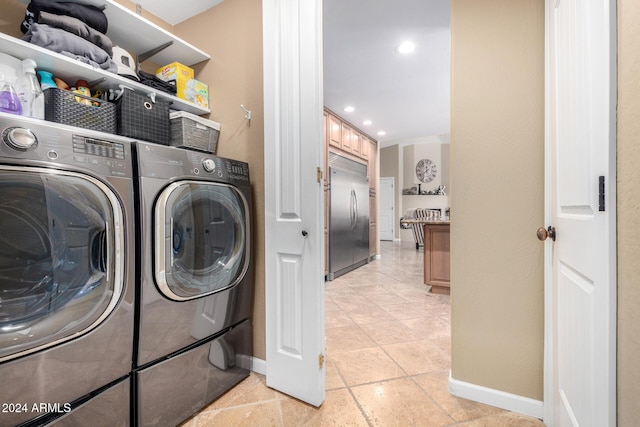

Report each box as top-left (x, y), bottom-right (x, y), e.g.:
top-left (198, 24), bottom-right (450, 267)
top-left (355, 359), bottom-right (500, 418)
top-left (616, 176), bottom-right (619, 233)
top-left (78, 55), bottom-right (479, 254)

top-left (0, 167), bottom-right (125, 362)
top-left (155, 181), bottom-right (250, 301)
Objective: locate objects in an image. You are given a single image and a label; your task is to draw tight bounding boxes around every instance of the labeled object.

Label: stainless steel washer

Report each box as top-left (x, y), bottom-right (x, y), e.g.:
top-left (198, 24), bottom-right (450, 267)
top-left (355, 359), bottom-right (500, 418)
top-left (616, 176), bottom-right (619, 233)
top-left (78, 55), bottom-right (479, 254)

top-left (0, 114), bottom-right (135, 426)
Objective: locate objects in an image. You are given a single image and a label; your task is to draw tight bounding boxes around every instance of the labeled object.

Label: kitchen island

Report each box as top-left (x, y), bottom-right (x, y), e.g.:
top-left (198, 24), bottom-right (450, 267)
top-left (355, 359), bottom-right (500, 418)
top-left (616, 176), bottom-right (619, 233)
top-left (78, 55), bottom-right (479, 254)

top-left (401, 219), bottom-right (451, 295)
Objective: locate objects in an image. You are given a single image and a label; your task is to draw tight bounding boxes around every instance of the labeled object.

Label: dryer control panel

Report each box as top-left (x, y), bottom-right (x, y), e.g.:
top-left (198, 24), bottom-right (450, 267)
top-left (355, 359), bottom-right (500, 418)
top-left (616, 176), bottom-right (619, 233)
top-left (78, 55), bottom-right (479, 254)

top-left (198, 157), bottom-right (249, 183)
top-left (224, 159), bottom-right (249, 182)
top-left (136, 140), bottom-right (250, 185)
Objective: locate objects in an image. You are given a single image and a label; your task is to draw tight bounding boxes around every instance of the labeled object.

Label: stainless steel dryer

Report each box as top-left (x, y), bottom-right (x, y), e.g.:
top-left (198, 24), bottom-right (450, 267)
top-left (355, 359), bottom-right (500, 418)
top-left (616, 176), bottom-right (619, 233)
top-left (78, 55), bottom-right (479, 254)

top-left (0, 114), bottom-right (135, 427)
top-left (133, 141), bottom-right (253, 427)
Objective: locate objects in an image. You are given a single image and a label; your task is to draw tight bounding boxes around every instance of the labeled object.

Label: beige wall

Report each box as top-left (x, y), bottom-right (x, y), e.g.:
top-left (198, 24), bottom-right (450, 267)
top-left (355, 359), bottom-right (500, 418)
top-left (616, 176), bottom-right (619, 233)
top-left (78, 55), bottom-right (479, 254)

top-left (175, 0), bottom-right (266, 360)
top-left (617, 0), bottom-right (640, 424)
top-left (450, 0), bottom-right (544, 400)
top-left (1, 0), bottom-right (26, 37)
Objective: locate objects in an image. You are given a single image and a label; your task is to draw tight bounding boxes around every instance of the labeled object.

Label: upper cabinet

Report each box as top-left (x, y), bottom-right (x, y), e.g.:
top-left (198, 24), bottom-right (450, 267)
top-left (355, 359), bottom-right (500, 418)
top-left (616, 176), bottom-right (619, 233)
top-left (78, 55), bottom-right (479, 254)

top-left (325, 108), bottom-right (375, 164)
top-left (328, 114), bottom-right (342, 148)
top-left (341, 123), bottom-right (352, 152)
top-left (3, 0), bottom-right (211, 114)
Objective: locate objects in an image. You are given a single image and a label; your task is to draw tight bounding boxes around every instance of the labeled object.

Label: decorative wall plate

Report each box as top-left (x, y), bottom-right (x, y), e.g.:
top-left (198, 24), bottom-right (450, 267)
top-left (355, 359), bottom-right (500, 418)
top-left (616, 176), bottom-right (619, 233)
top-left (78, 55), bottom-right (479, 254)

top-left (416, 158), bottom-right (437, 183)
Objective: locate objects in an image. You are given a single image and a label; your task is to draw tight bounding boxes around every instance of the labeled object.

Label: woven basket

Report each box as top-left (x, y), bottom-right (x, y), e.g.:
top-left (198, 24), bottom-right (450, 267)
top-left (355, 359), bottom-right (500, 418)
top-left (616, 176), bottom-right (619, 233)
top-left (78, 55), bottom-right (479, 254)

top-left (44, 88), bottom-right (116, 134)
top-left (115, 90), bottom-right (171, 145)
top-left (170, 112), bottom-right (219, 153)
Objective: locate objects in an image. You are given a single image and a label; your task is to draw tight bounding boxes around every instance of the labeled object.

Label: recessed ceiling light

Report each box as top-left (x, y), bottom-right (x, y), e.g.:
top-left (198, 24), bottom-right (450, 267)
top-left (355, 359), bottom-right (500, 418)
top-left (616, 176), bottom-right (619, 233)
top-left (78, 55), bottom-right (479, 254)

top-left (397, 41), bottom-right (416, 54)
top-left (363, 120), bottom-right (372, 126)
top-left (344, 106), bottom-right (355, 113)
top-left (377, 131), bottom-right (386, 136)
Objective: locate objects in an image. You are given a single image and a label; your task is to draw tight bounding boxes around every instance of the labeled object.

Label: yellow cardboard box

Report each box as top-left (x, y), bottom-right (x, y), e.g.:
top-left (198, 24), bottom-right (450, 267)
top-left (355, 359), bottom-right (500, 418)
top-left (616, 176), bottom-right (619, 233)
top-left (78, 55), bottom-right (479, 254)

top-left (156, 62), bottom-right (208, 109)
top-left (156, 62), bottom-right (194, 82)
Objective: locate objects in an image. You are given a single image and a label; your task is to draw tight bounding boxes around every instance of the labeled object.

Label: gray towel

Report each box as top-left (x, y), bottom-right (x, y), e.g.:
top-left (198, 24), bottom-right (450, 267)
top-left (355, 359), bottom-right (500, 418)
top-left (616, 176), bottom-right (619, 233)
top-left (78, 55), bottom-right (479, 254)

top-left (23, 23), bottom-right (117, 73)
top-left (38, 11), bottom-right (113, 57)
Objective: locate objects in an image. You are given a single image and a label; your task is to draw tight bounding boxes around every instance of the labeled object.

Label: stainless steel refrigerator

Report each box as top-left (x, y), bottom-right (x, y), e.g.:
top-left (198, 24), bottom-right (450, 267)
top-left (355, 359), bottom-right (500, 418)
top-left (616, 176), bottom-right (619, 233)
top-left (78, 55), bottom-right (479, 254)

top-left (328, 153), bottom-right (370, 280)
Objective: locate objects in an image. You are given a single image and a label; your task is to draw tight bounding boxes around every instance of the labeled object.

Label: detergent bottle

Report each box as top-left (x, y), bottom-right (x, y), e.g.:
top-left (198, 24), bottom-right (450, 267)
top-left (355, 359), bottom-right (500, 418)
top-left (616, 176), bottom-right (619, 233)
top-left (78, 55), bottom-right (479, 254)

top-left (0, 67), bottom-right (22, 115)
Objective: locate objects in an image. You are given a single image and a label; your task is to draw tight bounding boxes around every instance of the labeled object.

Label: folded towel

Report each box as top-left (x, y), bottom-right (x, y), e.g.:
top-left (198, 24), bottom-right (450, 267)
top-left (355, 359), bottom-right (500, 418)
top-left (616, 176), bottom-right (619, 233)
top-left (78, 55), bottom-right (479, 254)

top-left (23, 23), bottom-right (117, 73)
top-left (38, 11), bottom-right (113, 57)
top-left (21, 0), bottom-right (108, 35)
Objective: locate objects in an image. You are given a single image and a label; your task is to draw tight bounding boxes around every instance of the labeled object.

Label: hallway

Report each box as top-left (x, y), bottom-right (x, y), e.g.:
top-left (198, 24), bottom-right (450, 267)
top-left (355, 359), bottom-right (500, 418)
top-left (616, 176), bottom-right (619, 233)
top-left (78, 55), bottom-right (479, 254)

top-left (182, 241), bottom-right (545, 426)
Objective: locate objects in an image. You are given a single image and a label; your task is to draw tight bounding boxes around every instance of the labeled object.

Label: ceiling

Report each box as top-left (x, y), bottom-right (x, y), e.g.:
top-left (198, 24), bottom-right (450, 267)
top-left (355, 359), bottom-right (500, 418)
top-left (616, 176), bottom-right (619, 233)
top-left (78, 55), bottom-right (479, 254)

top-left (134, 0), bottom-right (224, 26)
top-left (135, 0), bottom-right (451, 144)
top-left (323, 0), bottom-right (451, 144)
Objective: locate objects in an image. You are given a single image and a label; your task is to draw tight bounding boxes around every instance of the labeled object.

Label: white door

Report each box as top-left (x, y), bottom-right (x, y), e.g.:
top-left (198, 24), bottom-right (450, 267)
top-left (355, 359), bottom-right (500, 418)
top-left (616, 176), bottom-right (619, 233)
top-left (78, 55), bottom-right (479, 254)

top-left (545, 1), bottom-right (616, 426)
top-left (263, 0), bottom-right (326, 407)
top-left (379, 177), bottom-right (395, 241)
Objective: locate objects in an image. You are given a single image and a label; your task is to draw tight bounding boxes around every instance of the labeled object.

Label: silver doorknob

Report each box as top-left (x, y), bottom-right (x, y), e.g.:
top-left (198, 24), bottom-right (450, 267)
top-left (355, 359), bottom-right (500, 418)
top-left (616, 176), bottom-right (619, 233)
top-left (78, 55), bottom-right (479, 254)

top-left (537, 226), bottom-right (556, 242)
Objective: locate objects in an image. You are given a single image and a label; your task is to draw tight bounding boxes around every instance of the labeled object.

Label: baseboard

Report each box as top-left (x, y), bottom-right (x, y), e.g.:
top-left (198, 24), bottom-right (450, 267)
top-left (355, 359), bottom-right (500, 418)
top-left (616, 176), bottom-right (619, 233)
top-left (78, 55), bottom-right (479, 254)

top-left (448, 372), bottom-right (544, 420)
top-left (251, 357), bottom-right (267, 375)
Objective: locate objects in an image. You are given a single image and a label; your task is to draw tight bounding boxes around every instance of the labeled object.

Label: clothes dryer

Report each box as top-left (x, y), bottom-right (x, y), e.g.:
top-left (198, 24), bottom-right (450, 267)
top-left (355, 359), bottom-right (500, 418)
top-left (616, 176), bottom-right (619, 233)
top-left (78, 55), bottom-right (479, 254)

top-left (133, 141), bottom-right (253, 426)
top-left (0, 114), bottom-right (135, 426)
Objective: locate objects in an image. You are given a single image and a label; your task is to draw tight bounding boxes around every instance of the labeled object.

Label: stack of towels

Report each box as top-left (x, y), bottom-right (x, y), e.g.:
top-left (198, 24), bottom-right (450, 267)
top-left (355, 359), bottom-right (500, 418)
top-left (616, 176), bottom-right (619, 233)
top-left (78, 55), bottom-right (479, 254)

top-left (20, 0), bottom-right (117, 74)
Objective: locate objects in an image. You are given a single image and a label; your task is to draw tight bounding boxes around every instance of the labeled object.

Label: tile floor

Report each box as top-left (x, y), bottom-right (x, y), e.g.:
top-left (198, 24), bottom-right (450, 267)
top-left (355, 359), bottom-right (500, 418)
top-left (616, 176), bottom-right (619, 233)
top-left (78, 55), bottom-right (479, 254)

top-left (182, 241), bottom-right (546, 426)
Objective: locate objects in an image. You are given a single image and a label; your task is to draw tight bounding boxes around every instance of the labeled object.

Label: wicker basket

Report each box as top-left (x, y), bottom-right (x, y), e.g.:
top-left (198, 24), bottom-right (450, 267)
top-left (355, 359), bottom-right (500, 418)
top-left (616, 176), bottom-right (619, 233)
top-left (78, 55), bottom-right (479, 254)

top-left (44, 88), bottom-right (116, 134)
top-left (169, 111), bottom-right (220, 153)
top-left (115, 89), bottom-right (171, 145)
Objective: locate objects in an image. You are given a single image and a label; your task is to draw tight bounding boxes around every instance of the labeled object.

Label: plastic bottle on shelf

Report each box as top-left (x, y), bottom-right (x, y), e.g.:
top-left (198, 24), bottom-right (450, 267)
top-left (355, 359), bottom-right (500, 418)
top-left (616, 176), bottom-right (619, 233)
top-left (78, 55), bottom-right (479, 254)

top-left (18, 59), bottom-right (44, 119)
top-left (37, 70), bottom-right (56, 90)
top-left (0, 68), bottom-right (23, 116)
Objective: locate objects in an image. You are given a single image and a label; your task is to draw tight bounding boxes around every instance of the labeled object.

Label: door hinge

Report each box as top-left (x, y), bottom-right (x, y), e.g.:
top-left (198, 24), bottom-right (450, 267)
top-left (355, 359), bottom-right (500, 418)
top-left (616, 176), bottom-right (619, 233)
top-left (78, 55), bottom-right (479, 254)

top-left (317, 167), bottom-right (323, 183)
top-left (318, 353), bottom-right (325, 369)
top-left (599, 176), bottom-right (605, 211)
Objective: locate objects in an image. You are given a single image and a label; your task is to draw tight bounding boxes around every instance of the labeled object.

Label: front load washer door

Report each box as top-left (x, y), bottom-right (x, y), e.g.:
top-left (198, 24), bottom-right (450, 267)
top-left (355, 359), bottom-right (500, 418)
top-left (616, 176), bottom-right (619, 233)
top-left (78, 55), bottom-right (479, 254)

top-left (155, 181), bottom-right (250, 301)
top-left (0, 167), bottom-right (125, 362)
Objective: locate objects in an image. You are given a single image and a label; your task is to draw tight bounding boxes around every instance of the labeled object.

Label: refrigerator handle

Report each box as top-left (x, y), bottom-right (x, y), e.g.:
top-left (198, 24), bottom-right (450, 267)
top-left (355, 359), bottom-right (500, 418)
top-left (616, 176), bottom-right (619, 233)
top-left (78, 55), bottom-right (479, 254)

top-left (353, 190), bottom-right (359, 229)
top-left (350, 189), bottom-right (356, 229)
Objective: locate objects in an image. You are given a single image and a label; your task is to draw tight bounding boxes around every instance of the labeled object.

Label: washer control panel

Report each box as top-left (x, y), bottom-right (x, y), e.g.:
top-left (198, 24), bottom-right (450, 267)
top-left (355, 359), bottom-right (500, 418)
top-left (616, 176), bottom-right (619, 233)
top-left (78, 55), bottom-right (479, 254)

top-left (73, 136), bottom-right (125, 159)
top-left (0, 116), bottom-right (134, 178)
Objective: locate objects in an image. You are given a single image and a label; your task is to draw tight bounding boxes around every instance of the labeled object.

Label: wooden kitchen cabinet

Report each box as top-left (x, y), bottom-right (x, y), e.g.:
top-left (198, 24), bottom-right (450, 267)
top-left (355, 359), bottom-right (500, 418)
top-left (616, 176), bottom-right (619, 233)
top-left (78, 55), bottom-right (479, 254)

top-left (368, 138), bottom-right (377, 257)
top-left (323, 111), bottom-right (329, 274)
top-left (341, 123), bottom-right (353, 152)
top-left (351, 131), bottom-right (361, 156)
top-left (360, 135), bottom-right (370, 159)
top-left (328, 114), bottom-right (342, 149)
top-left (423, 223), bottom-right (450, 295)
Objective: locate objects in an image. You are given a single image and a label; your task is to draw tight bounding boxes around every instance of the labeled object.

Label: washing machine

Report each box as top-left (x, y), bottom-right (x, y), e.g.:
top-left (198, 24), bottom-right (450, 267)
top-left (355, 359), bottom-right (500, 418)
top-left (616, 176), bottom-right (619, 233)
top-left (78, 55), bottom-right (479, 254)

top-left (0, 114), bottom-right (135, 427)
top-left (133, 141), bottom-right (253, 426)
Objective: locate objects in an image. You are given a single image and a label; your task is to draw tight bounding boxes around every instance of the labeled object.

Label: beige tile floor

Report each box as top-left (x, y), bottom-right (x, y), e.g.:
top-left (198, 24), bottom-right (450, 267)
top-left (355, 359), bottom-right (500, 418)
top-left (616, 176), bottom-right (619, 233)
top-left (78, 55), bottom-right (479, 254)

top-left (182, 241), bottom-right (546, 427)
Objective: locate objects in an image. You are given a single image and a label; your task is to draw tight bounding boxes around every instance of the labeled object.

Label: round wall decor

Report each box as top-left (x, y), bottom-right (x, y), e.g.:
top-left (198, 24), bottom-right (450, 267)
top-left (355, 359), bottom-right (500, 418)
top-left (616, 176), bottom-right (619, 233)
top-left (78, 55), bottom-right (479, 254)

top-left (415, 158), bottom-right (437, 183)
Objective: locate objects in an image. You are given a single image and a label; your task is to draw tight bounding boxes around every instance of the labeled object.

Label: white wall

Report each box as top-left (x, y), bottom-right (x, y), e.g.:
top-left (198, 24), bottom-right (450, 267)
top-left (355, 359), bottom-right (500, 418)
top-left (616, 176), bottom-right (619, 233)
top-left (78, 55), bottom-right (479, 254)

top-left (402, 143), bottom-right (449, 192)
top-left (396, 140), bottom-right (450, 243)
